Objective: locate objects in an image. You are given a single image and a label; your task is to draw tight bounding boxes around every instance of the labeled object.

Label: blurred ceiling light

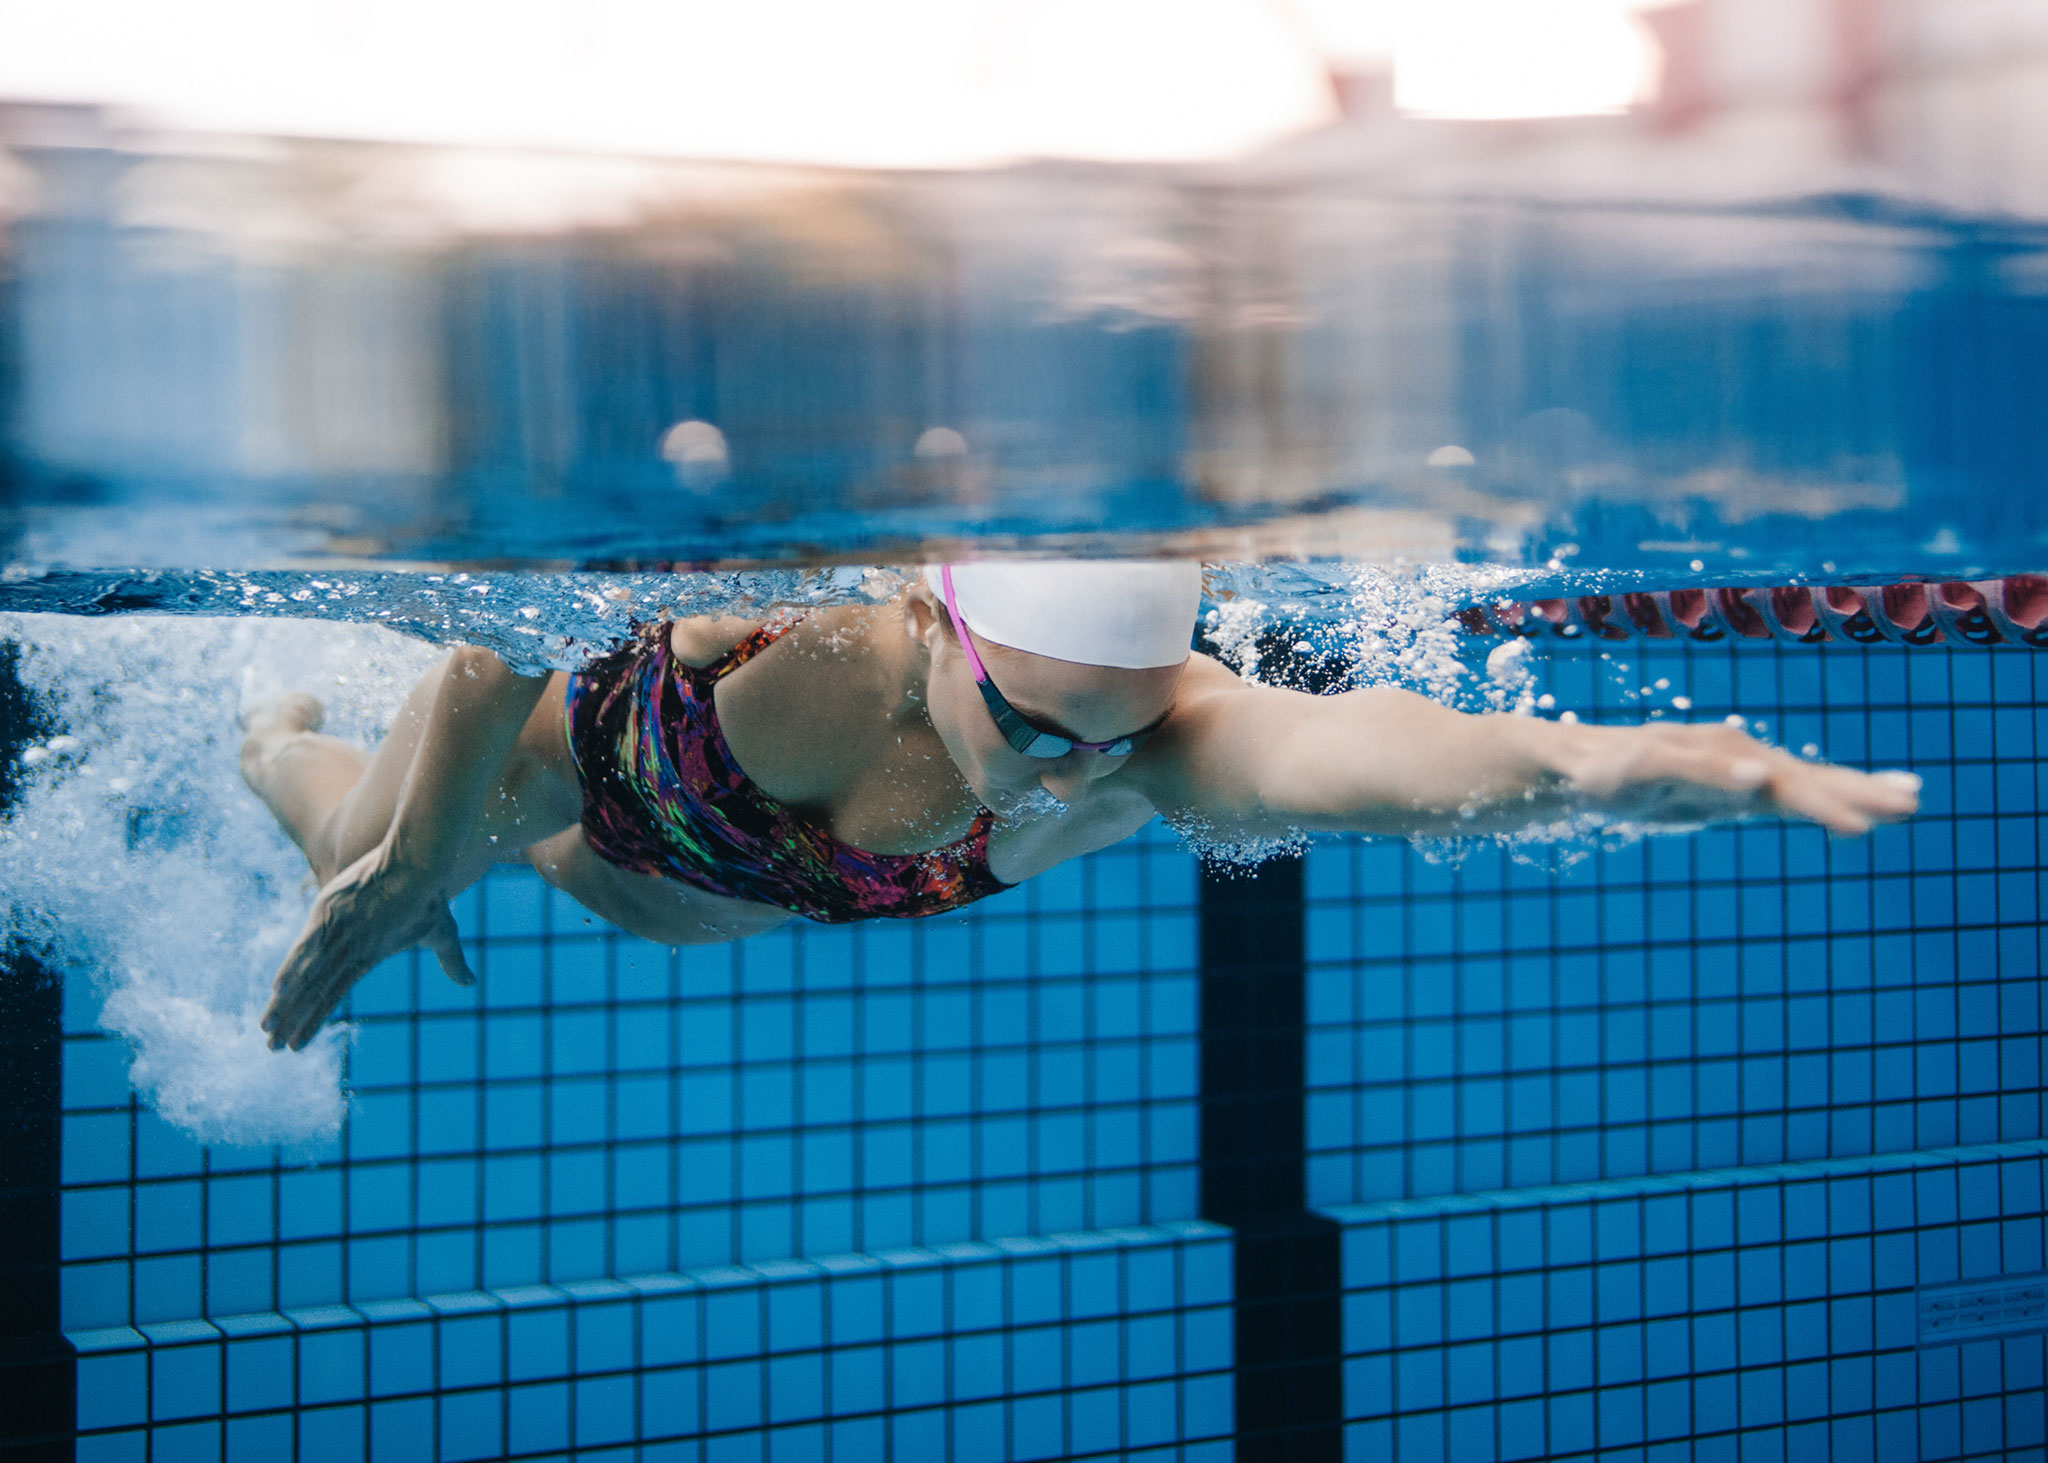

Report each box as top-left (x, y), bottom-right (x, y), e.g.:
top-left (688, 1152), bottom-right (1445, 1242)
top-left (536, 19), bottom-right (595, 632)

top-left (661, 419), bottom-right (730, 493)
top-left (660, 420), bottom-right (729, 465)
top-left (1390, 0), bottom-right (1660, 119)
top-left (0, 0), bottom-right (1334, 166)
top-left (914, 427), bottom-right (970, 459)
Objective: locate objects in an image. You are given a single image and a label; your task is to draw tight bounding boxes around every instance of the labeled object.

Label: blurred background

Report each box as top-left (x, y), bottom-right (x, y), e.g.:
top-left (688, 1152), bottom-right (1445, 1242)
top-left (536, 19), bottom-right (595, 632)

top-left (0, 0), bottom-right (2045, 577)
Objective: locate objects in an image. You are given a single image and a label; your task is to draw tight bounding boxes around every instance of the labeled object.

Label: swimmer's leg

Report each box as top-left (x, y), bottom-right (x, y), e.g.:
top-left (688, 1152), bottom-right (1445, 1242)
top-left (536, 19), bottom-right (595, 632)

top-left (238, 694), bottom-right (372, 878)
top-left (241, 656), bottom-right (580, 888)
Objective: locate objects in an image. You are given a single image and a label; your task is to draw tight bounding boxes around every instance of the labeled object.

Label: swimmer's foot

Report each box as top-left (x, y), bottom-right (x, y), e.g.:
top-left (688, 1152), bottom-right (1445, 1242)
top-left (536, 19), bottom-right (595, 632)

top-left (239, 662), bottom-right (325, 733)
top-left (239, 690), bottom-right (325, 739)
top-left (237, 692), bottom-right (329, 797)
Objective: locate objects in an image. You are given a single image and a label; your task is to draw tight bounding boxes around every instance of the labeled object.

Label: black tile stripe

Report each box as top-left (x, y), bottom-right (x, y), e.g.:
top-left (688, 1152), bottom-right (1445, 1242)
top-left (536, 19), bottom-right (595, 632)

top-left (1200, 856), bottom-right (1342, 1459)
top-left (0, 639), bottom-right (76, 1460)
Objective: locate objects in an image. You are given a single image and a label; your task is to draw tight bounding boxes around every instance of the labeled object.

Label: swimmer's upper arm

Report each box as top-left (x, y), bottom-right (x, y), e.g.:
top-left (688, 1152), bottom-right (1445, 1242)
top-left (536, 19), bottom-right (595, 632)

top-left (388, 646), bottom-right (558, 870)
top-left (1134, 659), bottom-right (1556, 839)
top-left (667, 615), bottom-right (767, 669)
top-left (526, 827), bottom-right (791, 946)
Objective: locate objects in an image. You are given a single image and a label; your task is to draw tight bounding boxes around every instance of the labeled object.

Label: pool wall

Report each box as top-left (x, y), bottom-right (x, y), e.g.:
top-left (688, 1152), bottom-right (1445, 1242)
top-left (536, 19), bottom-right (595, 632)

top-left (24, 633), bottom-right (2048, 1461)
top-left (1307, 640), bottom-right (2048, 1462)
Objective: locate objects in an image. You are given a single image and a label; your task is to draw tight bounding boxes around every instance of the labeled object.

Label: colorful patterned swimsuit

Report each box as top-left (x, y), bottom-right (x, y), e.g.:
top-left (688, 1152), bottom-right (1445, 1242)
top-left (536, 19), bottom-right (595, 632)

top-left (564, 619), bottom-right (1012, 923)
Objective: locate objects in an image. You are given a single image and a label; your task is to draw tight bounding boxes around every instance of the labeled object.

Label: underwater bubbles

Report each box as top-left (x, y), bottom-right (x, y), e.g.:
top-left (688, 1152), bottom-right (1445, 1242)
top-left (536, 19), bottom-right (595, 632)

top-left (0, 614), bottom-right (442, 1147)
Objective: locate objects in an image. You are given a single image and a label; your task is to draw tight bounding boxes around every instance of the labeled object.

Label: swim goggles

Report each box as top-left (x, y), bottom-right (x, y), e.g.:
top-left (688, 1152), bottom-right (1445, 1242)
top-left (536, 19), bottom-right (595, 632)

top-left (940, 564), bottom-right (1158, 759)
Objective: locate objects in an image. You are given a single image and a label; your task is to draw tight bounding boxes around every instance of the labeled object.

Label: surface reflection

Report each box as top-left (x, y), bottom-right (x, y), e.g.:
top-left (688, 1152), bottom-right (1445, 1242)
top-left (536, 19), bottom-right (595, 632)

top-left (0, 84), bottom-right (2044, 580)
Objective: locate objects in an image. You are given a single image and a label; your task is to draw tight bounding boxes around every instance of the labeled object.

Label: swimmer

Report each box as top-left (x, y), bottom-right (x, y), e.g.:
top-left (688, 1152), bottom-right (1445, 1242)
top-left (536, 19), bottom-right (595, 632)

top-left (243, 561), bottom-right (1922, 1051)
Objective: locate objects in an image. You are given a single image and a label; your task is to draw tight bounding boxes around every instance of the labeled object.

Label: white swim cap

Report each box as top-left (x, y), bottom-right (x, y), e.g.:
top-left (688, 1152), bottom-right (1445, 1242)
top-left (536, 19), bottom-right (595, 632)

top-left (927, 560), bottom-right (1202, 669)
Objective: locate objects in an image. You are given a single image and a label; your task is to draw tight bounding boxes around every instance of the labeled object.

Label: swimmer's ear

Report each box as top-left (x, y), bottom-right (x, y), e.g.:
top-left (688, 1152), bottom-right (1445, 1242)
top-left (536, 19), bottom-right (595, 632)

top-left (424, 905), bottom-right (476, 988)
top-left (902, 578), bottom-right (944, 652)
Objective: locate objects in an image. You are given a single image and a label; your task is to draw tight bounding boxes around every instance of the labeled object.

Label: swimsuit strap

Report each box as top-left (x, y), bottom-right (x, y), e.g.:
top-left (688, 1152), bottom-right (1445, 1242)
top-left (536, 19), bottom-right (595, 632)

top-left (702, 612), bottom-right (805, 682)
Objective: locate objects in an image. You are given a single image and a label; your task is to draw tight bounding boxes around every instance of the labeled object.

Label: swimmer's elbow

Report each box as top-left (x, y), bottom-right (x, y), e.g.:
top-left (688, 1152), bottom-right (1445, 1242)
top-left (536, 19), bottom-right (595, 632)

top-left (448, 644), bottom-right (518, 680)
top-left (446, 645), bottom-right (552, 699)
top-left (429, 647), bottom-right (552, 744)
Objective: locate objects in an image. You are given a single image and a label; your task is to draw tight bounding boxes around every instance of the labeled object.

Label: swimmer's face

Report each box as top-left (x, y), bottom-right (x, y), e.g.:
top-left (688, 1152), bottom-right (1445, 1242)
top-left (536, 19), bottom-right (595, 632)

top-left (918, 599), bottom-right (1182, 813)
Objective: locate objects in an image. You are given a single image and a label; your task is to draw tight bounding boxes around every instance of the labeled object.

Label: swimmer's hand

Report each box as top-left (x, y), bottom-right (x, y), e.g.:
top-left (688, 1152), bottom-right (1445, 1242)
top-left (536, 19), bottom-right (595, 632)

top-left (1554, 721), bottom-right (1921, 836)
top-left (262, 841), bottom-right (474, 1052)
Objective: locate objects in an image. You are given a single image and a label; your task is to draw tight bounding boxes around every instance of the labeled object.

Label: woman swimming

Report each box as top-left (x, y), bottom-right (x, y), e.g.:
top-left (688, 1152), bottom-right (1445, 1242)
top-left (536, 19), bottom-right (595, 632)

top-left (242, 561), bottom-right (1922, 1051)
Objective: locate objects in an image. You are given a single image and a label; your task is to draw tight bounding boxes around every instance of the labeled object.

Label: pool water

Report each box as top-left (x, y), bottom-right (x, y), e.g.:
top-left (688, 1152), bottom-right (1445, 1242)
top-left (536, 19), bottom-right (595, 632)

top-left (6, 600), bottom-right (2041, 1463)
top-left (4, 124), bottom-right (2048, 1463)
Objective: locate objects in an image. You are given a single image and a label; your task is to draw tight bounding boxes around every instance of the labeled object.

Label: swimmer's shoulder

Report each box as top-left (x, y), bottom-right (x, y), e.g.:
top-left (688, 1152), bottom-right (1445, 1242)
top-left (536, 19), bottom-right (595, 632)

top-left (665, 615), bottom-right (770, 669)
top-left (1162, 650), bottom-right (1255, 716)
top-left (1125, 651), bottom-right (1267, 779)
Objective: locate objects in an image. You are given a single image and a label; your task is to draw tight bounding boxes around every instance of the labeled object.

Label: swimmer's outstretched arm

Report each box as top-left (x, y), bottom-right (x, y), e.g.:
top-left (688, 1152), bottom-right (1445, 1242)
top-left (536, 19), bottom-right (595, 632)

top-left (262, 647), bottom-right (550, 1051)
top-left (1137, 659), bottom-right (1920, 842)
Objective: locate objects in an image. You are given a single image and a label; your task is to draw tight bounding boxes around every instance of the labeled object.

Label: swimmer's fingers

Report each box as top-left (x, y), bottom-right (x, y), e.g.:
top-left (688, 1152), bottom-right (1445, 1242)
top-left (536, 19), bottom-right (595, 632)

top-left (262, 910), bottom-right (364, 1052)
top-left (1759, 761), bottom-right (1920, 836)
top-left (262, 848), bottom-right (465, 1050)
top-left (426, 904), bottom-right (475, 988)
top-left (1603, 732), bottom-right (1919, 836)
top-left (264, 892), bottom-right (381, 1051)
top-left (1649, 737), bottom-right (1920, 835)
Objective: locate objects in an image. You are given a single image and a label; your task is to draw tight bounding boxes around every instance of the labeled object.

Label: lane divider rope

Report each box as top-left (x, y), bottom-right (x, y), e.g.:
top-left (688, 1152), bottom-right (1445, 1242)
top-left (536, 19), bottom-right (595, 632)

top-left (1456, 576), bottom-right (2048, 648)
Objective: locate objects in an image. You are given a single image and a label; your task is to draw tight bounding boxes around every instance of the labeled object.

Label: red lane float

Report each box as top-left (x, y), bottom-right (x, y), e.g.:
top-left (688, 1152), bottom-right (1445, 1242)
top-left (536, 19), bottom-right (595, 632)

top-left (1456, 577), bottom-right (2048, 648)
